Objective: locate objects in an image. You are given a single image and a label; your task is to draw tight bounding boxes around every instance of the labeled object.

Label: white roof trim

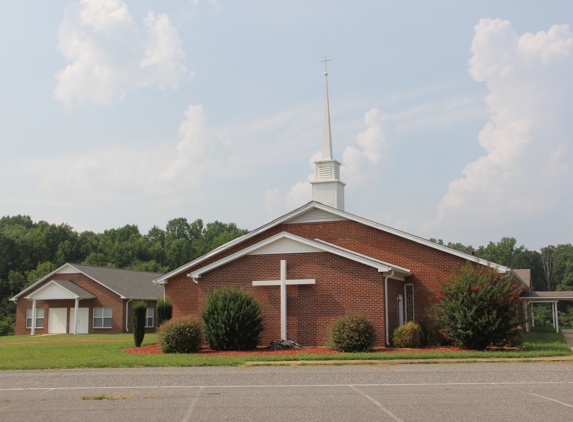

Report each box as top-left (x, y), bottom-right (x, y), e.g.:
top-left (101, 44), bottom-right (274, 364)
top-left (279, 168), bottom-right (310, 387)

top-left (188, 231), bottom-right (408, 279)
top-left (154, 201), bottom-right (511, 284)
top-left (313, 238), bottom-right (412, 275)
top-left (25, 280), bottom-right (94, 300)
top-left (10, 263), bottom-right (124, 301)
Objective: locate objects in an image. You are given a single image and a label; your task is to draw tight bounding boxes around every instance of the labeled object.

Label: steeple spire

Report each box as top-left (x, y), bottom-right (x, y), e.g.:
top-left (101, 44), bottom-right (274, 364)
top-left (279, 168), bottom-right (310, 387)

top-left (321, 56), bottom-right (333, 160)
top-left (310, 57), bottom-right (345, 210)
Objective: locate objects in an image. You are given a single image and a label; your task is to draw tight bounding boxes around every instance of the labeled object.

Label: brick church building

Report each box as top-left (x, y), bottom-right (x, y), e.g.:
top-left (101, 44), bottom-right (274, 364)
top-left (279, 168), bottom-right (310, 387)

top-left (154, 64), bottom-right (527, 347)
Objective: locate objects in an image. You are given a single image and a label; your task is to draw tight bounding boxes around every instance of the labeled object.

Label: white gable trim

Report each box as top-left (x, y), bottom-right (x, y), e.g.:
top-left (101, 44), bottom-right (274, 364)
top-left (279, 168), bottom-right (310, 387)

top-left (26, 280), bottom-right (86, 300)
top-left (154, 201), bottom-right (511, 284)
top-left (10, 263), bottom-right (124, 302)
top-left (188, 232), bottom-right (410, 279)
top-left (248, 237), bottom-right (322, 255)
top-left (285, 208), bottom-right (347, 224)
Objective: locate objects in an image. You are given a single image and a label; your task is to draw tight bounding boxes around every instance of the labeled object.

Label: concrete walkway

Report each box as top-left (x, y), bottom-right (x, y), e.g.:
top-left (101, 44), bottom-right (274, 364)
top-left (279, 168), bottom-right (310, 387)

top-left (562, 328), bottom-right (573, 350)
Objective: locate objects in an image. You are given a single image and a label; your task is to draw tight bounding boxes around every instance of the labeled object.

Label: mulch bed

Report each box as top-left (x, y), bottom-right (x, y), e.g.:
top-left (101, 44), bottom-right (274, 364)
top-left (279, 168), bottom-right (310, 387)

top-left (123, 344), bottom-right (467, 356)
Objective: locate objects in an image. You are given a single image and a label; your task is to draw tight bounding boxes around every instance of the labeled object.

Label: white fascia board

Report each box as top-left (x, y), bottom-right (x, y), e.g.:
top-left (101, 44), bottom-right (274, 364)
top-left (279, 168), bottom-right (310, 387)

top-left (188, 231), bottom-right (393, 279)
top-left (154, 200), bottom-right (511, 285)
top-left (153, 202), bottom-right (322, 284)
top-left (312, 238), bottom-right (411, 275)
top-left (11, 263), bottom-right (125, 302)
top-left (10, 263), bottom-right (79, 302)
top-left (308, 202), bottom-right (511, 273)
top-left (25, 280), bottom-right (80, 300)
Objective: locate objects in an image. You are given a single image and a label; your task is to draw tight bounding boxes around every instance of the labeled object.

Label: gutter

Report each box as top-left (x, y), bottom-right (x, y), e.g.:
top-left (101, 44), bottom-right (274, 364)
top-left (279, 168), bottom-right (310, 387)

top-left (384, 270), bottom-right (395, 346)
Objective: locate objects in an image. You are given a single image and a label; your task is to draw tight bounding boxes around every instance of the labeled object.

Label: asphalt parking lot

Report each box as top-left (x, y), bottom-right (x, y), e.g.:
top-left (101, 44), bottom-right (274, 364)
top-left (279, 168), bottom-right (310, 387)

top-left (0, 363), bottom-right (572, 421)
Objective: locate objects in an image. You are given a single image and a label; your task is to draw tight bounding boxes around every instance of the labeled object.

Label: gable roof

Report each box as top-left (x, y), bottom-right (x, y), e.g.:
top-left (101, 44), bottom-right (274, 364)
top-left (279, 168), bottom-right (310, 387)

top-left (188, 232), bottom-right (411, 280)
top-left (26, 280), bottom-right (96, 300)
top-left (154, 201), bottom-right (512, 285)
top-left (11, 263), bottom-right (164, 302)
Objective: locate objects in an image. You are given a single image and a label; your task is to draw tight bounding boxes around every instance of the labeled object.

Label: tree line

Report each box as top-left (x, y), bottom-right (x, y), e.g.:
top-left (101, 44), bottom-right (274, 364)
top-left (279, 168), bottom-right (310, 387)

top-left (1, 214), bottom-right (572, 335)
top-left (0, 215), bottom-right (248, 335)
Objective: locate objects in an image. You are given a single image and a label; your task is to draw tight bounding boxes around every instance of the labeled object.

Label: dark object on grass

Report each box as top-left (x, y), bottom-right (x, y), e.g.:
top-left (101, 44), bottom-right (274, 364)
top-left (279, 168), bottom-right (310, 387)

top-left (157, 316), bottom-right (202, 354)
top-left (268, 339), bottom-right (301, 350)
top-left (156, 297), bottom-right (173, 327)
top-left (132, 300), bottom-right (147, 348)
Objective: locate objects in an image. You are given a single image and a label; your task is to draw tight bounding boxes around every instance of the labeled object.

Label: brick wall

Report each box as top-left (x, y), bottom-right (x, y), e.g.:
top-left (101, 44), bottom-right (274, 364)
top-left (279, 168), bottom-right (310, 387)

top-left (15, 274), bottom-right (158, 335)
top-left (164, 219), bottom-right (473, 346)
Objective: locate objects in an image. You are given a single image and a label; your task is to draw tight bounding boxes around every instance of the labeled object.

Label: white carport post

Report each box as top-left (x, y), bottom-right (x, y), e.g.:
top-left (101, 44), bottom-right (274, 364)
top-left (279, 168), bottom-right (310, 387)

top-left (552, 302), bottom-right (556, 329)
top-left (73, 298), bottom-right (79, 335)
top-left (523, 301), bottom-right (530, 333)
top-left (555, 301), bottom-right (560, 333)
top-left (31, 299), bottom-right (37, 335)
top-left (531, 303), bottom-right (535, 327)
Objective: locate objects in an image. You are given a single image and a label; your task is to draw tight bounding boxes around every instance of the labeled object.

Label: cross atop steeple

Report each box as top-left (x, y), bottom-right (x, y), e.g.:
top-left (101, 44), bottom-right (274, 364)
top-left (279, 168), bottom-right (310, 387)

top-left (310, 57), bottom-right (345, 210)
top-left (321, 56), bottom-right (331, 74)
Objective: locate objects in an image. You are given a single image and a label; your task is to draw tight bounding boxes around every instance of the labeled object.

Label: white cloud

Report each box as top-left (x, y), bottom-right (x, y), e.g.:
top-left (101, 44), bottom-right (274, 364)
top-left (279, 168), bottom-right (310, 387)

top-left (429, 18), bottom-right (573, 236)
top-left (54, 0), bottom-right (188, 107)
top-left (263, 108), bottom-right (395, 216)
top-left (341, 108), bottom-right (394, 186)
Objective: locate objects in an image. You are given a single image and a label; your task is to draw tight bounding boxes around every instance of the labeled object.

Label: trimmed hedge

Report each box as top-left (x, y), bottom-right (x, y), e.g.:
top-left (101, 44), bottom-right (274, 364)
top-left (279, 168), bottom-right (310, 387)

top-left (202, 287), bottom-right (264, 351)
top-left (157, 316), bottom-right (203, 354)
top-left (328, 314), bottom-right (376, 352)
top-left (132, 300), bottom-right (147, 348)
top-left (393, 321), bottom-right (424, 348)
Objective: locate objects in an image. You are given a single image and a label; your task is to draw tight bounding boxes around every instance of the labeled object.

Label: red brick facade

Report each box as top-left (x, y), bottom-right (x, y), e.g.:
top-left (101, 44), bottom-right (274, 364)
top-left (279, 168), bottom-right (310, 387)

top-left (165, 219), bottom-right (472, 346)
top-left (15, 273), bottom-right (157, 335)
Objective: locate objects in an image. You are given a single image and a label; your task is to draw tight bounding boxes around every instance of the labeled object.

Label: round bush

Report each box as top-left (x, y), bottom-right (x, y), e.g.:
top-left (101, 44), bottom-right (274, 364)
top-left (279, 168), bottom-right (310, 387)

top-left (202, 287), bottom-right (264, 351)
top-left (157, 316), bottom-right (202, 354)
top-left (393, 321), bottom-right (424, 348)
top-left (328, 314), bottom-right (376, 352)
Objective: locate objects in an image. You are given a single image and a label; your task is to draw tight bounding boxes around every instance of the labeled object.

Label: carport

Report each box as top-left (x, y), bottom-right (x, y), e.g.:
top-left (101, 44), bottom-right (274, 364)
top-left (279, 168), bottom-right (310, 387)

top-left (521, 291), bottom-right (573, 333)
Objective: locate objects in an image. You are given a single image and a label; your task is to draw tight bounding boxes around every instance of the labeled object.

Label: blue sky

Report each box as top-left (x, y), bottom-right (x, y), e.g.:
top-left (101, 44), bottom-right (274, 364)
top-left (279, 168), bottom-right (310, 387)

top-left (1, 1), bottom-right (572, 250)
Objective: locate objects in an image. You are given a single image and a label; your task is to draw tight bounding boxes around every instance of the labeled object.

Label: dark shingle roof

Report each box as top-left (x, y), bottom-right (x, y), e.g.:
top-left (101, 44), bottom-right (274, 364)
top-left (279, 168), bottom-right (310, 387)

top-left (521, 291), bottom-right (573, 300)
top-left (70, 264), bottom-right (164, 299)
top-left (51, 280), bottom-right (96, 299)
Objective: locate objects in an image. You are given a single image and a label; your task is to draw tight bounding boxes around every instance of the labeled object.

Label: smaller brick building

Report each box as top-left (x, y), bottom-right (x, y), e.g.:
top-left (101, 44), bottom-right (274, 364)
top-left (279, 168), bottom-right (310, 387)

top-left (11, 263), bottom-right (164, 335)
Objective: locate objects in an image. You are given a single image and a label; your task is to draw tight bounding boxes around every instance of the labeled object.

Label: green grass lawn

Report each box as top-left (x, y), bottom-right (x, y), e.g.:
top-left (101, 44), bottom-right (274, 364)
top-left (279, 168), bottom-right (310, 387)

top-left (0, 330), bottom-right (571, 370)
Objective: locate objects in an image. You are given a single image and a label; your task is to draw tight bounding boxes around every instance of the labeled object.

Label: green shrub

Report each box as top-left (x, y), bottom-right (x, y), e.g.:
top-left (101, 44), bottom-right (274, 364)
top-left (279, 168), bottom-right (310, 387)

top-left (328, 314), bottom-right (376, 352)
top-left (393, 321), bottom-right (424, 348)
top-left (202, 287), bottom-right (264, 351)
top-left (132, 301), bottom-right (147, 347)
top-left (156, 297), bottom-right (173, 327)
top-left (157, 316), bottom-right (203, 354)
top-left (431, 263), bottom-right (525, 350)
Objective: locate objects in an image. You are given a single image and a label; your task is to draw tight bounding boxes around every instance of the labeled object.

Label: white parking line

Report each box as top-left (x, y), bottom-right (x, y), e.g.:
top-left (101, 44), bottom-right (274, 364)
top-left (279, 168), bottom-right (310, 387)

top-left (349, 385), bottom-right (404, 422)
top-left (181, 386), bottom-right (203, 422)
top-left (527, 392), bottom-right (573, 409)
top-left (0, 381), bottom-right (570, 392)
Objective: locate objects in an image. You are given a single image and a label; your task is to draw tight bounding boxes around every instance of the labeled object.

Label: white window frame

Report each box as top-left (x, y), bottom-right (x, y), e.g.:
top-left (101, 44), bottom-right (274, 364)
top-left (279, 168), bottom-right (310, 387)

top-left (26, 308), bottom-right (44, 329)
top-left (145, 307), bottom-right (154, 328)
top-left (93, 307), bottom-right (113, 329)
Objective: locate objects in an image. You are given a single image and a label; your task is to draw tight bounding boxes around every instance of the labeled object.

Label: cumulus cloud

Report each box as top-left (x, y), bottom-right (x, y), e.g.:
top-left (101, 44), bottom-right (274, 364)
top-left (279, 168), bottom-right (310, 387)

top-left (430, 18), bottom-right (573, 233)
top-left (22, 104), bottom-right (225, 204)
top-left (54, 0), bottom-right (188, 107)
top-left (263, 108), bottom-right (394, 217)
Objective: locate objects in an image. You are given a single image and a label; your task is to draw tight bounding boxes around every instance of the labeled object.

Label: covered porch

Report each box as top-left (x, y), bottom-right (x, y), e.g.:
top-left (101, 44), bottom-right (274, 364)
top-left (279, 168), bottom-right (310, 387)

top-left (521, 291), bottom-right (573, 333)
top-left (25, 280), bottom-right (95, 335)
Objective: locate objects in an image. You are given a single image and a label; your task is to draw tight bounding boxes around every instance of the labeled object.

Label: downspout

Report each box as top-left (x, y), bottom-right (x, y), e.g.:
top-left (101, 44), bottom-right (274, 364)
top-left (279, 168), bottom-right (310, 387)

top-left (125, 299), bottom-right (133, 333)
top-left (384, 270), bottom-right (395, 347)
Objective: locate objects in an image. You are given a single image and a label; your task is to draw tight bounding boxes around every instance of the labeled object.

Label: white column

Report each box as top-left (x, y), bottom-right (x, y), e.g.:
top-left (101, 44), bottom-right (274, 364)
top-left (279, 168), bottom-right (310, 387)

top-left (280, 260), bottom-right (287, 340)
top-left (31, 299), bottom-right (37, 335)
top-left (523, 301), bottom-right (530, 333)
top-left (552, 302), bottom-right (556, 328)
top-left (73, 298), bottom-right (79, 335)
top-left (531, 303), bottom-right (535, 327)
top-left (555, 302), bottom-right (560, 333)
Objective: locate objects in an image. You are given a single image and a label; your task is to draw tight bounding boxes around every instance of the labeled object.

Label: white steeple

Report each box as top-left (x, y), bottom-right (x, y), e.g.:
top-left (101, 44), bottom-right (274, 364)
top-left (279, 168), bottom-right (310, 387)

top-left (310, 57), bottom-right (345, 210)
